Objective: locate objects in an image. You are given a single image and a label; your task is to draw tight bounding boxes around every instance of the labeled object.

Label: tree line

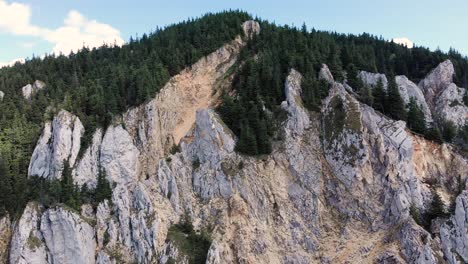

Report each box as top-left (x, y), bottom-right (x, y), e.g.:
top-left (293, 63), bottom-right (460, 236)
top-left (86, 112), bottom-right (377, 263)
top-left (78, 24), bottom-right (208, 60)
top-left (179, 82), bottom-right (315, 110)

top-left (0, 159), bottom-right (112, 217)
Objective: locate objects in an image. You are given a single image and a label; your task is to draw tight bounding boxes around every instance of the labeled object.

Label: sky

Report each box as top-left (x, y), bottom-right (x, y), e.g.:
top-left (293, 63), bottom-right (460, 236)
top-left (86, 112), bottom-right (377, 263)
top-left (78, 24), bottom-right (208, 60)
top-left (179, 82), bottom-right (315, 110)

top-left (1, 0), bottom-right (467, 67)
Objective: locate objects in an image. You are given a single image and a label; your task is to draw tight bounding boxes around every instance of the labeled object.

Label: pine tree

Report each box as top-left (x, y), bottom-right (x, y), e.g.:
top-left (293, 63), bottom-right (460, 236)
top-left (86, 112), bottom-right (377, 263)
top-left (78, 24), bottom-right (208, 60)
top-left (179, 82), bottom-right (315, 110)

top-left (95, 168), bottom-right (112, 204)
top-left (257, 119), bottom-right (271, 154)
top-left (426, 126), bottom-right (443, 143)
top-left (302, 72), bottom-right (319, 111)
top-left (0, 157), bottom-right (12, 216)
top-left (359, 85), bottom-right (374, 106)
top-left (386, 74), bottom-right (407, 121)
top-left (372, 78), bottom-right (386, 113)
top-left (442, 120), bottom-right (457, 143)
top-left (60, 160), bottom-right (73, 202)
top-left (428, 189), bottom-right (447, 219)
top-left (346, 63), bottom-right (363, 91)
top-left (407, 97), bottom-right (426, 134)
top-left (327, 43), bottom-right (344, 81)
top-left (236, 121), bottom-right (258, 155)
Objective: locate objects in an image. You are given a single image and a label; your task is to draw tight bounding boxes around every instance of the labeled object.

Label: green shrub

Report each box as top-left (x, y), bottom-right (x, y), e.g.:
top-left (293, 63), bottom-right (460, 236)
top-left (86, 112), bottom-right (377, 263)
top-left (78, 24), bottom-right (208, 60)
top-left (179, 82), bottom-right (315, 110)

top-left (167, 220), bottom-right (212, 264)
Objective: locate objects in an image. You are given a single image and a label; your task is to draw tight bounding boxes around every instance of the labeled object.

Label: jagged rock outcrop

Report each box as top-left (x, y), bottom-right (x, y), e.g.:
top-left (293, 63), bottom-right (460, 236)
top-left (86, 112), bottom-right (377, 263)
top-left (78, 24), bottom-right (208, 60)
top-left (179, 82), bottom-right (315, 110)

top-left (321, 66), bottom-right (467, 262)
top-left (440, 191), bottom-right (468, 264)
top-left (40, 207), bottom-right (96, 264)
top-left (396, 75), bottom-right (433, 123)
top-left (100, 125), bottom-right (140, 185)
top-left (73, 129), bottom-right (103, 187)
top-left (419, 59), bottom-right (468, 126)
top-left (419, 60), bottom-right (455, 107)
top-left (242, 20), bottom-right (261, 38)
top-left (319, 64), bottom-right (334, 84)
top-left (9, 203), bottom-right (48, 264)
top-left (281, 69), bottom-right (310, 135)
top-left (28, 110), bottom-right (84, 179)
top-left (22, 80), bottom-right (46, 100)
top-left (9, 203), bottom-right (96, 264)
top-left (359, 71), bottom-right (388, 89)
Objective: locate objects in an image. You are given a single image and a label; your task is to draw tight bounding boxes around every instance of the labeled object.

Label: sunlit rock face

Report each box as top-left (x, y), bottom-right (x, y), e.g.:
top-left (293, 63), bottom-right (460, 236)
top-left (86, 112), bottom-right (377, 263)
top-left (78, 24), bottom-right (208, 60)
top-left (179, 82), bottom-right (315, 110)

top-left (419, 59), bottom-right (468, 126)
top-left (22, 80), bottom-right (46, 100)
top-left (28, 110), bottom-right (84, 179)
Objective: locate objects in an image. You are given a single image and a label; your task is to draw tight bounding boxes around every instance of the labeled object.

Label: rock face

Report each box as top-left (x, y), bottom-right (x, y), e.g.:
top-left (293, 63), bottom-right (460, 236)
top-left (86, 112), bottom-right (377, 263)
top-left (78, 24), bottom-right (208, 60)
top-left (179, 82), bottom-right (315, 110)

top-left (100, 125), bottom-right (140, 185)
top-left (419, 60), bottom-right (455, 108)
top-left (419, 59), bottom-right (468, 126)
top-left (359, 71), bottom-right (388, 89)
top-left (28, 110), bottom-right (84, 179)
top-left (40, 207), bottom-right (96, 264)
top-left (440, 191), bottom-right (468, 264)
top-left (319, 64), bottom-right (334, 84)
top-left (73, 129), bottom-right (103, 187)
top-left (9, 203), bottom-right (48, 264)
top-left (11, 24), bottom-right (468, 264)
top-left (242, 20), bottom-right (260, 37)
top-left (22, 80), bottom-right (46, 100)
top-left (0, 91), bottom-right (4, 101)
top-left (9, 203), bottom-right (95, 264)
top-left (282, 69), bottom-right (310, 134)
top-left (396, 75), bottom-right (433, 123)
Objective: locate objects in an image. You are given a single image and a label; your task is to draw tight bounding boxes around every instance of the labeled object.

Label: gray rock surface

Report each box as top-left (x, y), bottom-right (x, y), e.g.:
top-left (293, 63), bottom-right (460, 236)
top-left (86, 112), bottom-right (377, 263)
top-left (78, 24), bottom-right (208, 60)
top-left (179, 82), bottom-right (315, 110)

top-left (73, 129), bottom-right (103, 187)
top-left (40, 207), bottom-right (96, 264)
top-left (9, 203), bottom-right (48, 264)
top-left (22, 80), bottom-right (46, 100)
top-left (242, 20), bottom-right (260, 38)
top-left (396, 75), bottom-right (433, 123)
top-left (28, 110), bottom-right (84, 179)
top-left (359, 71), bottom-right (388, 89)
top-left (319, 64), bottom-right (334, 84)
top-left (440, 191), bottom-right (468, 264)
top-left (100, 125), bottom-right (140, 185)
top-left (419, 59), bottom-right (468, 126)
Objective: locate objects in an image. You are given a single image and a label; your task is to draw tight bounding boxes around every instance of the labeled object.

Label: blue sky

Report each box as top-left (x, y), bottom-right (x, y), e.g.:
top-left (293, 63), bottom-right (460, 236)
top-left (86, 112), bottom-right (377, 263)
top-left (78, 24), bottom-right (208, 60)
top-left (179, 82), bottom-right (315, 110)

top-left (1, 0), bottom-right (467, 66)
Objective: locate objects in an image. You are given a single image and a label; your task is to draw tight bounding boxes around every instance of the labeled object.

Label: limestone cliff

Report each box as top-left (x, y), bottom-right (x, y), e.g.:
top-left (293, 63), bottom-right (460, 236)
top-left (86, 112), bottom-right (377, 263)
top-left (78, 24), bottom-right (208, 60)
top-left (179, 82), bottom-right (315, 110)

top-left (28, 110), bottom-right (84, 179)
top-left (419, 60), bottom-right (468, 127)
top-left (4, 21), bottom-right (468, 264)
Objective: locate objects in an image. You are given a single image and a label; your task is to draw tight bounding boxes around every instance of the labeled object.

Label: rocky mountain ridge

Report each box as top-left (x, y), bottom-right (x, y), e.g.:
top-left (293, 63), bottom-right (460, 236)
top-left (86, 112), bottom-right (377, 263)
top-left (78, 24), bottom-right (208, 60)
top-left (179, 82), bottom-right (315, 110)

top-left (0, 20), bottom-right (467, 264)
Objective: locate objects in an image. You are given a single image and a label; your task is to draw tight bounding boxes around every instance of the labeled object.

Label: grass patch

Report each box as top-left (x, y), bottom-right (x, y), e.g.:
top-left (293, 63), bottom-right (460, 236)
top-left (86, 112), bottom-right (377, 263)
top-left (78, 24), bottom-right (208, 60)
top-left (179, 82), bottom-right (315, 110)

top-left (27, 231), bottom-right (42, 250)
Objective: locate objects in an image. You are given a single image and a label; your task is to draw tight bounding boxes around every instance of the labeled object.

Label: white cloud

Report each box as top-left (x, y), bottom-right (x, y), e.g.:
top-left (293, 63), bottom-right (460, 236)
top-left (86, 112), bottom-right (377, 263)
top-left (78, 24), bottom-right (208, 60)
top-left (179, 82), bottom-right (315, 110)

top-left (0, 1), bottom-right (124, 58)
top-left (0, 57), bottom-right (25, 68)
top-left (392, 37), bottom-right (414, 48)
top-left (0, 0), bottom-right (46, 36)
top-left (46, 10), bottom-right (125, 54)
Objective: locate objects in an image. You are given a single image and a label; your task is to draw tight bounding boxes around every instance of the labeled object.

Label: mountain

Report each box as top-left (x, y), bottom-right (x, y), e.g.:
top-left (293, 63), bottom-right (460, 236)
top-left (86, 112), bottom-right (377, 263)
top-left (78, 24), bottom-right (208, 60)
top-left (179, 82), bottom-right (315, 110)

top-left (0, 11), bottom-right (467, 264)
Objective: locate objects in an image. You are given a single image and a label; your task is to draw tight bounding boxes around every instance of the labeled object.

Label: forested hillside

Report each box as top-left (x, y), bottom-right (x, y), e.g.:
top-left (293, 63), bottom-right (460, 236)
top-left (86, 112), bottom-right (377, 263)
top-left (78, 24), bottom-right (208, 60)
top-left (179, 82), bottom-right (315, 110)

top-left (1, 10), bottom-right (467, 217)
top-left (218, 19), bottom-right (468, 155)
top-left (0, 11), bottom-right (252, 217)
